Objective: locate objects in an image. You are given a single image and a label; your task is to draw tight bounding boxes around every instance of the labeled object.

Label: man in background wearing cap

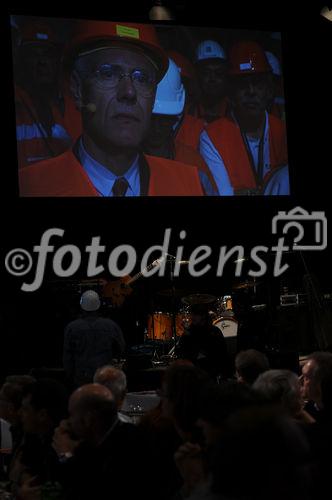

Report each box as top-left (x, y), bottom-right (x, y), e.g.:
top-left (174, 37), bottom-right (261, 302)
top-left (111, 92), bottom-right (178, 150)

top-left (63, 290), bottom-right (125, 388)
top-left (13, 19), bottom-right (79, 169)
top-left (174, 40), bottom-right (229, 151)
top-left (194, 40), bottom-right (229, 123)
top-left (167, 49), bottom-right (206, 151)
top-left (200, 40), bottom-right (289, 195)
top-left (19, 19), bottom-right (204, 196)
top-left (143, 57), bottom-right (217, 194)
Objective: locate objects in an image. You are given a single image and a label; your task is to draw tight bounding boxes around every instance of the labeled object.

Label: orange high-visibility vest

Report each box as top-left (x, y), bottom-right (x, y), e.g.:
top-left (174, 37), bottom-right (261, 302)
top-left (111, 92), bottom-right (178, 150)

top-left (15, 85), bottom-right (77, 168)
top-left (175, 114), bottom-right (205, 150)
top-left (19, 149), bottom-right (204, 196)
top-left (205, 114), bottom-right (287, 192)
top-left (175, 141), bottom-right (218, 193)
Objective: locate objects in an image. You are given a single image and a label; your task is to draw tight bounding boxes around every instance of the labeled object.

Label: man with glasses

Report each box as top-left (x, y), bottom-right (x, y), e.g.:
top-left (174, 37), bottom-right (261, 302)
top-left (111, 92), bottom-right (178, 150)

top-left (19, 20), bottom-right (204, 196)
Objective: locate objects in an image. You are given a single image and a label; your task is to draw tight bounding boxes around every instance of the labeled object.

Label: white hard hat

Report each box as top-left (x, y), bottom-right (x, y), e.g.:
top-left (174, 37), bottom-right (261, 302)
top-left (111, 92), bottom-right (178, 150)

top-left (80, 290), bottom-right (101, 311)
top-left (152, 58), bottom-right (186, 115)
top-left (265, 51), bottom-right (282, 76)
top-left (196, 40), bottom-right (226, 62)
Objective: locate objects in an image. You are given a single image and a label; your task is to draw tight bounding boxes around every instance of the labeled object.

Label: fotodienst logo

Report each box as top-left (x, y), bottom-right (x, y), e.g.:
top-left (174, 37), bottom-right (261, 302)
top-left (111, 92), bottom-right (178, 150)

top-left (4, 207), bottom-right (327, 292)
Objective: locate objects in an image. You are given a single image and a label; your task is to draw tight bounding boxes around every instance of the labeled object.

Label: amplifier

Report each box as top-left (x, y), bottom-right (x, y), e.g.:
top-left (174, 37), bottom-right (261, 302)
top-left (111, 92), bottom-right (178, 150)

top-left (280, 294), bottom-right (307, 307)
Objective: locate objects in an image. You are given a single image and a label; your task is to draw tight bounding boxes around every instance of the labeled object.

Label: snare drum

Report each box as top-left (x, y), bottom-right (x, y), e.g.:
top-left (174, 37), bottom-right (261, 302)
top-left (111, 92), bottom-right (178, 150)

top-left (147, 312), bottom-right (173, 340)
top-left (213, 317), bottom-right (238, 338)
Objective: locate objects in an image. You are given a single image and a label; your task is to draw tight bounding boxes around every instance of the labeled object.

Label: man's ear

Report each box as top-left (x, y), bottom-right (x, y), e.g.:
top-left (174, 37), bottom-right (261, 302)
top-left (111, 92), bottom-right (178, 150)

top-left (70, 70), bottom-right (83, 110)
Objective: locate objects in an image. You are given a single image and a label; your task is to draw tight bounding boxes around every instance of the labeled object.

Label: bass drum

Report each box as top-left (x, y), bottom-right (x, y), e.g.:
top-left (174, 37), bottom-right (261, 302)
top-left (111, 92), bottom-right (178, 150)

top-left (213, 317), bottom-right (238, 338)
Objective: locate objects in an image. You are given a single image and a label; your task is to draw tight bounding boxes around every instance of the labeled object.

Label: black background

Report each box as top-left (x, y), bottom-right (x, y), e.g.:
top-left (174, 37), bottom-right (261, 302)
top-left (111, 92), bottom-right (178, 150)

top-left (1, 1), bottom-right (331, 375)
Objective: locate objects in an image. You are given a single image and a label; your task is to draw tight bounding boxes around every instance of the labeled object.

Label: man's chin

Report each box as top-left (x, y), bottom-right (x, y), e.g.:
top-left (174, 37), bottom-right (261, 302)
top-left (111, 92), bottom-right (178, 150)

top-left (108, 135), bottom-right (142, 151)
top-left (240, 106), bottom-right (264, 119)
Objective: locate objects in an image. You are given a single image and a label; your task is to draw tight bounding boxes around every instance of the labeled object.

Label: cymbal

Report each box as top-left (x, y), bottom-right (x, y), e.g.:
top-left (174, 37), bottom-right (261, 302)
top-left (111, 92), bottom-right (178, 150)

top-left (181, 293), bottom-right (216, 305)
top-left (233, 281), bottom-right (261, 290)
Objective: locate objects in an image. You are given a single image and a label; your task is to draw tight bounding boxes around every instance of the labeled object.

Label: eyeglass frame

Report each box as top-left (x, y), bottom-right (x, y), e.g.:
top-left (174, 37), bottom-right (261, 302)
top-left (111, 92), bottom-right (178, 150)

top-left (83, 63), bottom-right (157, 96)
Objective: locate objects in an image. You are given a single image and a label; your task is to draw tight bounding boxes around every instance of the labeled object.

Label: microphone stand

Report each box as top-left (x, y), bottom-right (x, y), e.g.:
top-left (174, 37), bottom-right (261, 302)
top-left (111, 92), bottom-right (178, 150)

top-left (298, 249), bottom-right (330, 349)
top-left (166, 256), bottom-right (178, 358)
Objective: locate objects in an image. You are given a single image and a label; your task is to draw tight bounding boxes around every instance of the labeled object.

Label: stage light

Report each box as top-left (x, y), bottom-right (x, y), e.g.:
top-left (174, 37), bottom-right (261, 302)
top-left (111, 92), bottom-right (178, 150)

top-left (321, 6), bottom-right (332, 21)
top-left (149, 1), bottom-right (173, 20)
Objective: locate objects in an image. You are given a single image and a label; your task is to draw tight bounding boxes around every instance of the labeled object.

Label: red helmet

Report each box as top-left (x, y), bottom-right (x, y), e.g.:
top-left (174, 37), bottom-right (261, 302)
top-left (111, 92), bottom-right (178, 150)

top-left (66, 20), bottom-right (168, 82)
top-left (167, 50), bottom-right (195, 80)
top-left (20, 20), bottom-right (59, 46)
top-left (229, 41), bottom-right (271, 75)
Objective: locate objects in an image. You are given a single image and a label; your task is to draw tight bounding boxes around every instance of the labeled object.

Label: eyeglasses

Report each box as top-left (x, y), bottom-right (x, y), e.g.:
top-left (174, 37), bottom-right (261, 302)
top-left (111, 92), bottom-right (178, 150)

top-left (90, 63), bottom-right (156, 96)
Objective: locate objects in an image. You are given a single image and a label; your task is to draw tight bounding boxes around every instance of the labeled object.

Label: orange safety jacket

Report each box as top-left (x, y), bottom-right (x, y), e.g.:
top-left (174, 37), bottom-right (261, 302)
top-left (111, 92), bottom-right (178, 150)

top-left (175, 113), bottom-right (205, 150)
top-left (14, 85), bottom-right (79, 168)
top-left (175, 141), bottom-right (218, 193)
top-left (205, 113), bottom-right (288, 193)
top-left (19, 148), bottom-right (204, 197)
top-left (175, 98), bottom-right (229, 151)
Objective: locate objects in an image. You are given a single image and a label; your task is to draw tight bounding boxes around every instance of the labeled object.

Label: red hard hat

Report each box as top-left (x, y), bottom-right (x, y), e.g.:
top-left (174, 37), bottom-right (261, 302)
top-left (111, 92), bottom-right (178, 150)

top-left (20, 20), bottom-right (59, 46)
top-left (229, 41), bottom-right (271, 75)
top-left (66, 19), bottom-right (168, 82)
top-left (167, 50), bottom-right (195, 80)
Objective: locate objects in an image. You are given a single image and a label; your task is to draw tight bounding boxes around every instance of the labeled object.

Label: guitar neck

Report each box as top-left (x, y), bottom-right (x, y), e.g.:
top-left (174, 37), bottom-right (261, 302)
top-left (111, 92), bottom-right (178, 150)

top-left (127, 262), bottom-right (157, 285)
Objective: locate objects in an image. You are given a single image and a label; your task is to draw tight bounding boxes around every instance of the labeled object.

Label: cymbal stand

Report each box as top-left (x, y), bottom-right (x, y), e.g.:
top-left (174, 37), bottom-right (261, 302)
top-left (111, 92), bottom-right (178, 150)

top-left (299, 250), bottom-right (330, 349)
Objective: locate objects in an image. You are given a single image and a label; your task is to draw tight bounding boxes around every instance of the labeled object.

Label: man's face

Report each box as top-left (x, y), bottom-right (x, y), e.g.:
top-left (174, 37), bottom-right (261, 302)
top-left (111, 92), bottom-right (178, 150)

top-left (76, 47), bottom-right (157, 151)
top-left (20, 43), bottom-right (59, 86)
top-left (300, 359), bottom-right (320, 403)
top-left (197, 59), bottom-right (228, 99)
top-left (231, 74), bottom-right (271, 119)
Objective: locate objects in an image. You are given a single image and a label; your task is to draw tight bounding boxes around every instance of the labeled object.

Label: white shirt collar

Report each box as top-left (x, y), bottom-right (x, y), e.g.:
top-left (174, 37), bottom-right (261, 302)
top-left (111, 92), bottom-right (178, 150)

top-left (78, 138), bottom-right (140, 196)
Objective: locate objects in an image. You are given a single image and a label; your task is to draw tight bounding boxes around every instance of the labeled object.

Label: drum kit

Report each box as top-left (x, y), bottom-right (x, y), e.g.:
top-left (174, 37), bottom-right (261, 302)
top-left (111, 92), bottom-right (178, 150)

top-left (146, 288), bottom-right (244, 342)
top-left (145, 278), bottom-right (266, 343)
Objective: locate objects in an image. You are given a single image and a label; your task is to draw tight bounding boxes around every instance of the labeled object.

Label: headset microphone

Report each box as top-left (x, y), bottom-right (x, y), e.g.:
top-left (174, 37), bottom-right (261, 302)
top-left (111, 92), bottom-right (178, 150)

top-left (80, 103), bottom-right (97, 113)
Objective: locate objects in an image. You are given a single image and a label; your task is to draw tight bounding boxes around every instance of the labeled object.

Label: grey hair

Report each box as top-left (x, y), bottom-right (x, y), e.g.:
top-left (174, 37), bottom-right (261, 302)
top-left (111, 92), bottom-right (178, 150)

top-left (307, 352), bottom-right (332, 383)
top-left (93, 365), bottom-right (127, 404)
top-left (253, 369), bottom-right (302, 416)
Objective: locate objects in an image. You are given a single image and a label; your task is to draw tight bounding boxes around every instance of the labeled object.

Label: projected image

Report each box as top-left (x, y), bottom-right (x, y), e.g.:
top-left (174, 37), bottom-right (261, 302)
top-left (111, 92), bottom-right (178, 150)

top-left (12, 16), bottom-right (289, 196)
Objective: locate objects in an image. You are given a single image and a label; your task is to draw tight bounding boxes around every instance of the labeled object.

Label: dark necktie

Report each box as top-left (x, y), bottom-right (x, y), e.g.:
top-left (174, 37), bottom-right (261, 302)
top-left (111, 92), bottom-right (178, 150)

top-left (112, 177), bottom-right (129, 197)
